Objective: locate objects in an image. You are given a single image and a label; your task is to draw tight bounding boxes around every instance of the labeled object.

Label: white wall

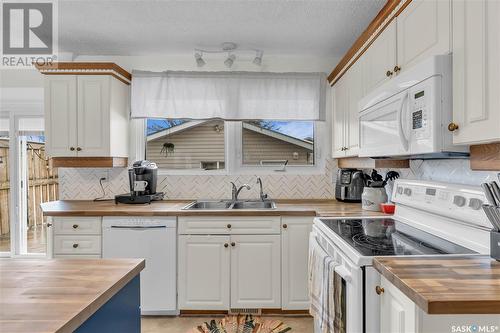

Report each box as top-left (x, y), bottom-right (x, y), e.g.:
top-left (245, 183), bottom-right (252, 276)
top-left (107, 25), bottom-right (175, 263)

top-left (0, 69), bottom-right (44, 114)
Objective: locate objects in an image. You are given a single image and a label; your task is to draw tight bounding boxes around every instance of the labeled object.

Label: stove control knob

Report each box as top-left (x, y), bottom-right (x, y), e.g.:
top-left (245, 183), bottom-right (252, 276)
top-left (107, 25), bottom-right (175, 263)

top-left (397, 186), bottom-right (403, 194)
top-left (403, 188), bottom-right (412, 196)
top-left (468, 198), bottom-right (483, 210)
top-left (453, 195), bottom-right (466, 207)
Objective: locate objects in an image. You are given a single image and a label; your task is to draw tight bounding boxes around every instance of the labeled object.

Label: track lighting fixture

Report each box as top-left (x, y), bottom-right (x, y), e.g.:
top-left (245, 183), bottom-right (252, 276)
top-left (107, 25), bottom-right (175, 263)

top-left (194, 42), bottom-right (263, 68)
top-left (224, 54), bottom-right (236, 68)
top-left (194, 52), bottom-right (205, 67)
top-left (253, 50), bottom-right (263, 66)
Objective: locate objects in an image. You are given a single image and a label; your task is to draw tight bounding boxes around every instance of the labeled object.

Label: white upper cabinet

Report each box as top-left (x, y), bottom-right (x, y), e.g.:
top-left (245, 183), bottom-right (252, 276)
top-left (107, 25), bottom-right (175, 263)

top-left (363, 20), bottom-right (397, 93)
top-left (396, 0), bottom-right (451, 72)
top-left (44, 74), bottom-right (129, 158)
top-left (44, 76), bottom-right (78, 157)
top-left (77, 76), bottom-right (111, 156)
top-left (331, 0), bottom-right (456, 158)
top-left (331, 58), bottom-right (363, 158)
top-left (346, 59), bottom-right (363, 155)
top-left (332, 76), bottom-right (347, 158)
top-left (451, 0), bottom-right (500, 145)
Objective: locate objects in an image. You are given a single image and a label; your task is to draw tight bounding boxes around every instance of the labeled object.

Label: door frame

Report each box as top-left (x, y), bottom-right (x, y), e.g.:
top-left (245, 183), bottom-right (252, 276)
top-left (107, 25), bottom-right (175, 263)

top-left (1, 109), bottom-right (46, 258)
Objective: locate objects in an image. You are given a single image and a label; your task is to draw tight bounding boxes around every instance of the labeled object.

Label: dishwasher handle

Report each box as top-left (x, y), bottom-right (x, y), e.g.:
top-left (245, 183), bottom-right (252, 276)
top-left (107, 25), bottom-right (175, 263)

top-left (109, 225), bottom-right (167, 229)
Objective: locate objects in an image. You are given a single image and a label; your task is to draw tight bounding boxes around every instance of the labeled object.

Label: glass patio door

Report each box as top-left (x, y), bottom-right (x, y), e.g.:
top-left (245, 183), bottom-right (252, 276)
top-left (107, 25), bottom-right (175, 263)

top-left (1, 115), bottom-right (54, 257)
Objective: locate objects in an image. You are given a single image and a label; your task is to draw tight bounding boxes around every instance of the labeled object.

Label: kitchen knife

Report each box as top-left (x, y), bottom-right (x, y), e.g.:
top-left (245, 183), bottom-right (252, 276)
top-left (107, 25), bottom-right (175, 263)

top-left (483, 205), bottom-right (500, 231)
top-left (490, 182), bottom-right (500, 206)
top-left (482, 183), bottom-right (498, 206)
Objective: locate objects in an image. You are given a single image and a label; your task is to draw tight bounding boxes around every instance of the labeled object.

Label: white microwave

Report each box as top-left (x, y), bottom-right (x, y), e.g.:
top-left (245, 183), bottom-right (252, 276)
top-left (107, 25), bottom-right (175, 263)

top-left (358, 55), bottom-right (468, 158)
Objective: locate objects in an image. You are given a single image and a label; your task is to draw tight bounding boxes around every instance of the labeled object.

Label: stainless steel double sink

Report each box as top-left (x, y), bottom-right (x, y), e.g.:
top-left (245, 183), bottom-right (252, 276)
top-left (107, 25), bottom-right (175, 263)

top-left (182, 200), bottom-right (277, 210)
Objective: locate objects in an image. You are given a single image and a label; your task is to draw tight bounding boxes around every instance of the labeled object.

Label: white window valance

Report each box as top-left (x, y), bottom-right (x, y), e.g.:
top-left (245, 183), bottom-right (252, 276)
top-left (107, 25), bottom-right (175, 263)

top-left (131, 71), bottom-right (326, 121)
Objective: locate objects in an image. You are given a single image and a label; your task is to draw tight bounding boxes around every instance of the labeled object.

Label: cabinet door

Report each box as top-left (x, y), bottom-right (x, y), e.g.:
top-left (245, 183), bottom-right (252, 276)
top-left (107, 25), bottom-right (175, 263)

top-left (44, 76), bottom-right (77, 157)
top-left (332, 77), bottom-right (346, 158)
top-left (452, 0), bottom-right (500, 144)
top-left (77, 76), bottom-right (110, 156)
top-left (345, 59), bottom-right (363, 157)
top-left (178, 235), bottom-right (230, 310)
top-left (379, 276), bottom-right (417, 333)
top-left (281, 217), bottom-right (312, 310)
top-left (364, 20), bottom-right (397, 93)
top-left (230, 234), bottom-right (281, 309)
top-left (397, 0), bottom-right (451, 71)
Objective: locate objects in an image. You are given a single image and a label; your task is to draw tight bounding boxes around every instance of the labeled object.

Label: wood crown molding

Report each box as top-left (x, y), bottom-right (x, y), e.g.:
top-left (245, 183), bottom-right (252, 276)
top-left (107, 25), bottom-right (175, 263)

top-left (35, 62), bottom-right (132, 85)
top-left (337, 157), bottom-right (409, 169)
top-left (470, 143), bottom-right (500, 171)
top-left (327, 0), bottom-right (412, 85)
top-left (49, 157), bottom-right (128, 168)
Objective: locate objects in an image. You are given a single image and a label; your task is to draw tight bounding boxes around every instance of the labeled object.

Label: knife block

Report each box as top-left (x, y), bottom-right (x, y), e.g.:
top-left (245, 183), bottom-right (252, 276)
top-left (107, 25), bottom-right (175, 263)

top-left (491, 231), bottom-right (500, 261)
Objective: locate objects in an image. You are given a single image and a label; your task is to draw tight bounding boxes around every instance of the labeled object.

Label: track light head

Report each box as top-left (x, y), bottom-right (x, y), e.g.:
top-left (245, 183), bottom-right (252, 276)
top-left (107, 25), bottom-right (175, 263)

top-left (194, 52), bottom-right (205, 67)
top-left (253, 51), bottom-right (263, 66)
top-left (224, 54), bottom-right (236, 68)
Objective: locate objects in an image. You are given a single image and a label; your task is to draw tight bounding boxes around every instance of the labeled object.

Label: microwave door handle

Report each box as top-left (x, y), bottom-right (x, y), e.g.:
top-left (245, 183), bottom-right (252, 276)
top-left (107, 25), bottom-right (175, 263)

top-left (397, 92), bottom-right (410, 151)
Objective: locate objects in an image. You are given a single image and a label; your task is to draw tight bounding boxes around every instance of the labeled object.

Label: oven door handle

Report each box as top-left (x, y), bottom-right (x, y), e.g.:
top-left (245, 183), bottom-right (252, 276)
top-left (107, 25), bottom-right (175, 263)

top-left (335, 265), bottom-right (352, 283)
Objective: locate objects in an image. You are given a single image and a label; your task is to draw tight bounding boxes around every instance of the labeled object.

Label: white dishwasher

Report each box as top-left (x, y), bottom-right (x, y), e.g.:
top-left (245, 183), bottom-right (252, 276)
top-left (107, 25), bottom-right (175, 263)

top-left (102, 216), bottom-right (177, 315)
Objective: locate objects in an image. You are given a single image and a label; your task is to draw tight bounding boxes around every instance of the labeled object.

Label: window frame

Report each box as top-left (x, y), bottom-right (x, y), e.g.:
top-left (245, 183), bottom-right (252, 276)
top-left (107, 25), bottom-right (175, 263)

top-left (134, 118), bottom-right (328, 176)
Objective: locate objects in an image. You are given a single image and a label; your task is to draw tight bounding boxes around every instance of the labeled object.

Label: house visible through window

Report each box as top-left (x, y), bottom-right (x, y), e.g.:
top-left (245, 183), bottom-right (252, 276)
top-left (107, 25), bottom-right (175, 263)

top-left (146, 119), bottom-right (226, 170)
top-left (242, 121), bottom-right (314, 166)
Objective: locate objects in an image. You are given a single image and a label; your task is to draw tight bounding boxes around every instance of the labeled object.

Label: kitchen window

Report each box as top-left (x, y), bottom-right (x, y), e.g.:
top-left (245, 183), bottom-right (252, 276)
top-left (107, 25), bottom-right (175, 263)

top-left (140, 118), bottom-right (326, 175)
top-left (145, 119), bottom-right (226, 171)
top-left (241, 121), bottom-right (315, 166)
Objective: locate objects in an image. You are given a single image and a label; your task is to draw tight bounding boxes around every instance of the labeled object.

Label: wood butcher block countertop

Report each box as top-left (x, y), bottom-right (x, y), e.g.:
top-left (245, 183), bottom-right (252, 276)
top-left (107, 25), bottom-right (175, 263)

top-left (0, 258), bottom-right (145, 333)
top-left (373, 256), bottom-right (500, 314)
top-left (40, 199), bottom-right (389, 217)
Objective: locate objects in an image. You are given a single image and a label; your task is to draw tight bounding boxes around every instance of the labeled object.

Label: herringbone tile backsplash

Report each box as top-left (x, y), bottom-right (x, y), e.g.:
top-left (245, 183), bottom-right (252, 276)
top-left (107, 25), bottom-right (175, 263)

top-left (59, 159), bottom-right (499, 200)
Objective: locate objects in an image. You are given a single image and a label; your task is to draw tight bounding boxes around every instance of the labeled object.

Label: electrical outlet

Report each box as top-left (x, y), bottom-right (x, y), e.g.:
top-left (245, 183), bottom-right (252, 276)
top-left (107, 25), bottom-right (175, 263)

top-left (95, 170), bottom-right (109, 182)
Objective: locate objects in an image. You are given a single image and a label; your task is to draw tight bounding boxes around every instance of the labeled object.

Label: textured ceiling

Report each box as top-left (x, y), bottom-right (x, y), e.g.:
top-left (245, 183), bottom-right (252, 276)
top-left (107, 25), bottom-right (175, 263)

top-left (58, 0), bottom-right (385, 57)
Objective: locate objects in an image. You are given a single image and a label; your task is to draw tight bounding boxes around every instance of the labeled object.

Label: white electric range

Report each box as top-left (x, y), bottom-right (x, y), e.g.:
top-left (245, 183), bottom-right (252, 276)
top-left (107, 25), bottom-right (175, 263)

top-left (311, 179), bottom-right (492, 333)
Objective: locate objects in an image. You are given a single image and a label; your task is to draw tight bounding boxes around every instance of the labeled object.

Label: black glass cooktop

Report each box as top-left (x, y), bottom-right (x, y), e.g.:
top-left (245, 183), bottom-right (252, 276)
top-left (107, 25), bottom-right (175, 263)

top-left (319, 218), bottom-right (476, 257)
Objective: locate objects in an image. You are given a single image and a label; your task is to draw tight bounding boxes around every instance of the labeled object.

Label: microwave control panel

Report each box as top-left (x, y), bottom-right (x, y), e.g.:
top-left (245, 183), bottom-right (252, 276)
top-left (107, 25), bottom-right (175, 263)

top-left (410, 89), bottom-right (430, 139)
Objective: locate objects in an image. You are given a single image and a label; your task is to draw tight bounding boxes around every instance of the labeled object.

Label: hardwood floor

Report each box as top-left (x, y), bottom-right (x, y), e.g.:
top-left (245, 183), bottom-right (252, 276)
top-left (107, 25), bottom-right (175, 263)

top-left (0, 226), bottom-right (47, 253)
top-left (141, 315), bottom-right (314, 333)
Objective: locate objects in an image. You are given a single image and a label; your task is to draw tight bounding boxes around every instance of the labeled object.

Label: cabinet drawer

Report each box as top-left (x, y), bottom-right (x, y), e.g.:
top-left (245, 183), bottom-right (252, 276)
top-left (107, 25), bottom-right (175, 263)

top-left (54, 254), bottom-right (101, 259)
top-left (53, 235), bottom-right (101, 255)
top-left (178, 216), bottom-right (281, 235)
top-left (53, 217), bottom-right (101, 235)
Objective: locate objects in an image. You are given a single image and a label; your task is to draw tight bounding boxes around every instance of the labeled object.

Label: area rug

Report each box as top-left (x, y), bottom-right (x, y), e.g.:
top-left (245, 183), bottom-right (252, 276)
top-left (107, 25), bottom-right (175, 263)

top-left (189, 314), bottom-right (292, 333)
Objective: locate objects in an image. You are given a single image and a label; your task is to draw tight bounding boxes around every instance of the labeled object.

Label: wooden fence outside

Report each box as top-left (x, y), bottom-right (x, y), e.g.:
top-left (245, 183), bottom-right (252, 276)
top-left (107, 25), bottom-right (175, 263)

top-left (0, 139), bottom-right (58, 236)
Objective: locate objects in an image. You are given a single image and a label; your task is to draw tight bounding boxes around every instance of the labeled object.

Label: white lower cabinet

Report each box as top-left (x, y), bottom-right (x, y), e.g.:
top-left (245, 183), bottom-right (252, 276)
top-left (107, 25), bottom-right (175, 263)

top-left (177, 216), bottom-right (311, 311)
top-left (378, 276), bottom-right (500, 333)
top-left (178, 235), bottom-right (230, 310)
top-left (380, 276), bottom-right (417, 333)
top-left (50, 217), bottom-right (102, 258)
top-left (230, 234), bottom-right (281, 309)
top-left (281, 217), bottom-right (313, 310)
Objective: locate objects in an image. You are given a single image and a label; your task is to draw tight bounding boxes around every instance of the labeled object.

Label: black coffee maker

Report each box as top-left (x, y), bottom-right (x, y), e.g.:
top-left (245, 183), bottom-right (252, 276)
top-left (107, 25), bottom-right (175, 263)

top-left (115, 160), bottom-right (164, 204)
top-left (335, 168), bottom-right (365, 202)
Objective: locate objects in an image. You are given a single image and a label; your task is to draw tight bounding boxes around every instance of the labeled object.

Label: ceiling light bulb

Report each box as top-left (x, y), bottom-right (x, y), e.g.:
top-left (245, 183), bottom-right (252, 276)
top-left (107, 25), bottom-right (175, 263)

top-left (195, 53), bottom-right (205, 67)
top-left (224, 54), bottom-right (236, 68)
top-left (253, 51), bottom-right (263, 66)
